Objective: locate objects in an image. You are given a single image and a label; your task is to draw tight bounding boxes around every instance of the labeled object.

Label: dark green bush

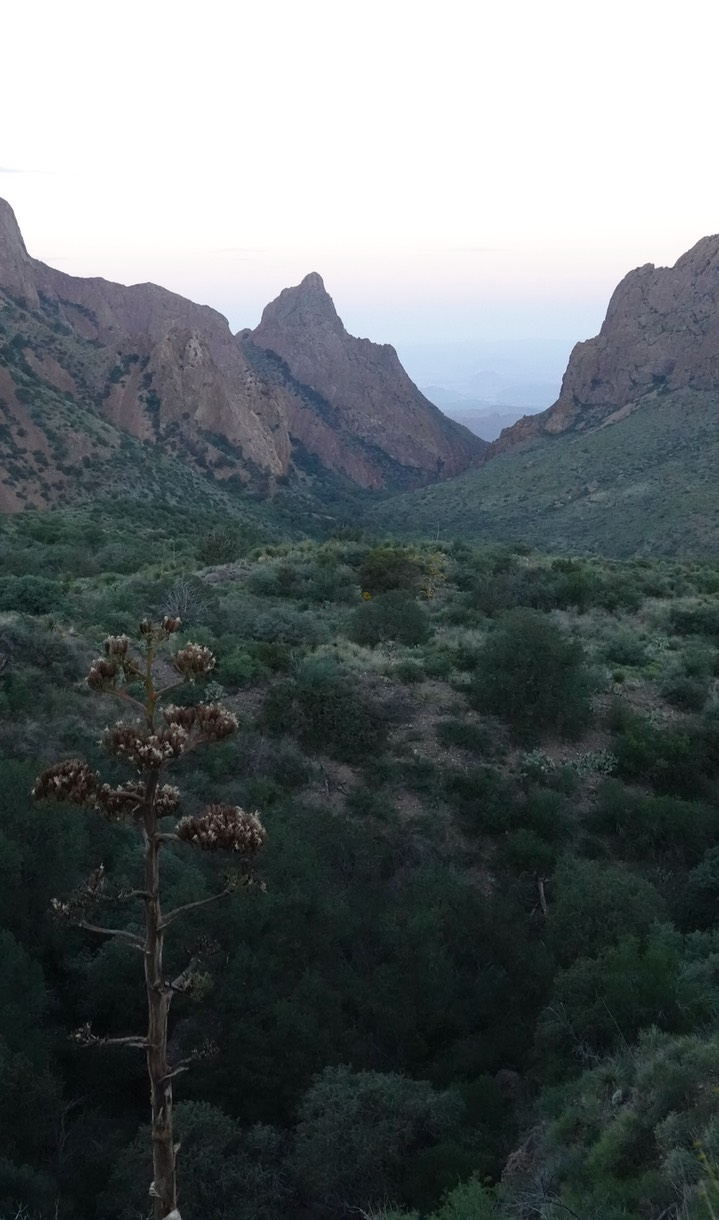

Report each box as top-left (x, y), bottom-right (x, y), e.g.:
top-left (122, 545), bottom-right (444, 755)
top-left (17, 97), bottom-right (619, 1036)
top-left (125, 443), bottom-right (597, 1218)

top-left (435, 720), bottom-right (494, 755)
top-left (496, 828), bottom-right (557, 875)
top-left (445, 766), bottom-right (517, 834)
top-left (0, 575), bottom-right (65, 614)
top-left (681, 847), bottom-right (719, 930)
top-left (588, 780), bottom-right (719, 862)
top-left (667, 602), bottom-right (719, 638)
top-left (357, 545), bottom-right (426, 595)
top-left (262, 656), bottom-right (390, 763)
top-left (468, 609), bottom-right (594, 743)
top-left (215, 648), bottom-right (260, 687)
top-left (349, 591), bottom-right (431, 647)
top-left (391, 659), bottom-right (426, 684)
top-left (660, 672), bottom-right (710, 712)
top-left (548, 857), bottom-right (666, 964)
top-left (609, 704), bottom-right (714, 798)
top-left (602, 627), bottom-right (650, 667)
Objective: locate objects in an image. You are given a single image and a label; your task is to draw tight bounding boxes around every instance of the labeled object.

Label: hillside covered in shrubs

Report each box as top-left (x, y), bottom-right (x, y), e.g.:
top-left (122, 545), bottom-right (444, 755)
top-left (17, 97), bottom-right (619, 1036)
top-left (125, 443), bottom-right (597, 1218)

top-left (4, 501), bottom-right (719, 1218)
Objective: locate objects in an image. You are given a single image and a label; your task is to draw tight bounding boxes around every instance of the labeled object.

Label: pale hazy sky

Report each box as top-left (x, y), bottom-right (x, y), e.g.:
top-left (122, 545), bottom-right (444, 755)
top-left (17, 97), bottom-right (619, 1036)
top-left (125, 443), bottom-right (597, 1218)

top-left (2, 0), bottom-right (718, 383)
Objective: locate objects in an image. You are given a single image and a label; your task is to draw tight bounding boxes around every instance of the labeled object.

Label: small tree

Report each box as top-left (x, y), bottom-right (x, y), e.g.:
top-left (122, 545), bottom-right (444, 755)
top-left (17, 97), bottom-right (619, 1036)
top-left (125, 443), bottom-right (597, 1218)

top-left (469, 608), bottom-right (594, 743)
top-left (33, 617), bottom-right (266, 1220)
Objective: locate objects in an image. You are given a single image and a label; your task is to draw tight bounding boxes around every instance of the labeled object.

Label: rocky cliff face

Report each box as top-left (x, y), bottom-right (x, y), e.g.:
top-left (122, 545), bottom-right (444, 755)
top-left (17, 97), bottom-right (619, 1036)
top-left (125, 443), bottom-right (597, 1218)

top-left (0, 200), bottom-right (481, 509)
top-left (490, 234), bottom-right (719, 456)
top-left (248, 273), bottom-right (481, 482)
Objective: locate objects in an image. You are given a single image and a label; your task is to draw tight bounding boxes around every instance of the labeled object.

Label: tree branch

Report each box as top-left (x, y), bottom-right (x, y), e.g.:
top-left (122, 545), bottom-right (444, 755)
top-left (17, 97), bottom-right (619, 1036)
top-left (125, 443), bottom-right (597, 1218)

top-left (75, 919), bottom-right (144, 949)
top-left (94, 1033), bottom-right (149, 1050)
top-left (160, 888), bottom-right (231, 930)
top-left (155, 680), bottom-right (183, 700)
top-left (159, 1063), bottom-right (191, 1085)
top-left (168, 957), bottom-right (199, 994)
top-left (73, 1022), bottom-right (149, 1050)
top-left (107, 686), bottom-right (146, 715)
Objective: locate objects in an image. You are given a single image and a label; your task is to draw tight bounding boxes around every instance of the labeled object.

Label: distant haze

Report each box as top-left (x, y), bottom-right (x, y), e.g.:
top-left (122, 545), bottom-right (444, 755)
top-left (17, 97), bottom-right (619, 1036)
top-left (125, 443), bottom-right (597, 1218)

top-left (398, 337), bottom-right (571, 416)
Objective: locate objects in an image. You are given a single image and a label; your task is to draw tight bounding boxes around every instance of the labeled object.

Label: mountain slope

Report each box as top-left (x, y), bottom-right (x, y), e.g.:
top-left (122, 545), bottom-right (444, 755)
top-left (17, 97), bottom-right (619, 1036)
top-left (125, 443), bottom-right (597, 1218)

top-left (376, 236), bottom-right (719, 556)
top-left (0, 200), bottom-right (481, 510)
top-left (374, 388), bottom-right (719, 556)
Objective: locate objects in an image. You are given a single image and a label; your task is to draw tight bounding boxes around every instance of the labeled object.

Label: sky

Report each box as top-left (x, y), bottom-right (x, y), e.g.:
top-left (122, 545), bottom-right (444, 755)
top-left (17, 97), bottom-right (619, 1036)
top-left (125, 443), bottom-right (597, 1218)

top-left (2, 0), bottom-right (718, 399)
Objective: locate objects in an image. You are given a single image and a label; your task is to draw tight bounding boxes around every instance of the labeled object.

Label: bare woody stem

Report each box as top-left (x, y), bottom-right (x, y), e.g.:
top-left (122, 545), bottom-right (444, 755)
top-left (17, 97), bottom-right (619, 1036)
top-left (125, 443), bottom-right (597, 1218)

top-left (160, 888), bottom-right (232, 931)
top-left (142, 767), bottom-right (179, 1220)
top-left (74, 920), bottom-right (144, 950)
top-left (138, 642), bottom-right (179, 1220)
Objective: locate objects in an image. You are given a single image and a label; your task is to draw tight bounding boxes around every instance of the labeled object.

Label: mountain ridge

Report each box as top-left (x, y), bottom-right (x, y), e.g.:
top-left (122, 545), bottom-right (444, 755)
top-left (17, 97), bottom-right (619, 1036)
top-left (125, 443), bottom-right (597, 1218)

top-left (0, 200), bottom-right (482, 510)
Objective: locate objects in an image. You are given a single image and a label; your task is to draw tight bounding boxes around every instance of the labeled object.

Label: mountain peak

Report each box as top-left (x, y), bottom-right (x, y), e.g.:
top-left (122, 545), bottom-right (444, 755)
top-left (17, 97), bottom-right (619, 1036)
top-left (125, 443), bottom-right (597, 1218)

top-left (248, 273), bottom-right (483, 481)
top-left (298, 271), bottom-right (327, 291)
top-left (254, 272), bottom-right (345, 339)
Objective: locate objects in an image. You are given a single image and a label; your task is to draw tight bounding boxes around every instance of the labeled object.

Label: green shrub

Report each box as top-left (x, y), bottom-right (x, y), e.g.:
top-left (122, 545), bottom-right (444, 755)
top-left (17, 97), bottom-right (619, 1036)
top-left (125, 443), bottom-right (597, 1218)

top-left (469, 609), bottom-right (594, 743)
top-left (668, 602), bottom-right (719, 638)
top-left (293, 1065), bottom-right (462, 1215)
top-left (445, 766), bottom-right (517, 833)
top-left (103, 1102), bottom-right (288, 1220)
top-left (357, 545), bottom-right (425, 595)
top-left (602, 627), bottom-right (650, 667)
top-left (262, 656), bottom-right (390, 763)
top-left (681, 644), bottom-right (715, 677)
top-left (609, 705), bottom-right (711, 798)
top-left (681, 847), bottom-right (719, 929)
top-left (0, 574), bottom-right (65, 614)
top-left (497, 828), bottom-right (557, 874)
top-left (660, 672), bottom-right (710, 712)
top-left (215, 648), bottom-right (259, 687)
top-left (589, 780), bottom-right (719, 862)
top-left (238, 603), bottom-right (330, 647)
top-left (391, 659), bottom-right (426, 684)
top-left (548, 858), bottom-right (666, 964)
top-left (436, 720), bottom-right (494, 755)
top-left (349, 591), bottom-right (431, 647)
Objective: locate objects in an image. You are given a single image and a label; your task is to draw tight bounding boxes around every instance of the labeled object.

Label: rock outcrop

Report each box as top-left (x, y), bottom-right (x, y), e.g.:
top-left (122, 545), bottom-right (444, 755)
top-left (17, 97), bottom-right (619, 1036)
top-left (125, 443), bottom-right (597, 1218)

top-left (0, 199), bottom-right (481, 508)
top-left (248, 273), bottom-right (481, 482)
top-left (490, 234), bottom-right (719, 456)
top-left (0, 198), bottom-right (40, 307)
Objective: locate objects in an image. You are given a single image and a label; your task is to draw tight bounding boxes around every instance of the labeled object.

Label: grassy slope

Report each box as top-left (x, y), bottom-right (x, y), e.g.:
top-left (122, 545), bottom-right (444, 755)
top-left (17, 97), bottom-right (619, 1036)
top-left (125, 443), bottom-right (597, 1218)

top-left (373, 389), bottom-right (719, 556)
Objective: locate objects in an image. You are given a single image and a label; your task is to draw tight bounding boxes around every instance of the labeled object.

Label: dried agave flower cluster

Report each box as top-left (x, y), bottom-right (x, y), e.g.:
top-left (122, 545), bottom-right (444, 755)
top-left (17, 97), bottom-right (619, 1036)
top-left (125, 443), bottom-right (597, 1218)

top-left (104, 634), bottom-right (131, 657)
top-left (87, 656), bottom-right (122, 692)
top-left (173, 642), bottom-right (216, 681)
top-left (176, 804), bottom-right (266, 855)
top-left (50, 865), bottom-right (105, 922)
top-left (97, 781), bottom-right (181, 820)
top-left (164, 702), bottom-right (238, 740)
top-left (86, 619), bottom-right (213, 697)
top-left (33, 758), bottom-right (100, 806)
top-left (140, 616), bottom-right (183, 637)
top-left (103, 722), bottom-right (189, 770)
top-left (32, 761), bottom-right (182, 823)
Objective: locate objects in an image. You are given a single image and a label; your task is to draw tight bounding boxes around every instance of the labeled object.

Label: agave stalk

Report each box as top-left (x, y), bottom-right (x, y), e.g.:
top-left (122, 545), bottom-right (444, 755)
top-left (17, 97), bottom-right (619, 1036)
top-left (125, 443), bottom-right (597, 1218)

top-left (34, 619), bottom-right (266, 1220)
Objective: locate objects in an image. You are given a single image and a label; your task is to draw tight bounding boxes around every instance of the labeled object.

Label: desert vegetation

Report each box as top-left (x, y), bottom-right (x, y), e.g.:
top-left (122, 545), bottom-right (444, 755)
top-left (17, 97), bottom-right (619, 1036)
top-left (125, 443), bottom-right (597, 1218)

top-left (4, 503), bottom-right (719, 1217)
